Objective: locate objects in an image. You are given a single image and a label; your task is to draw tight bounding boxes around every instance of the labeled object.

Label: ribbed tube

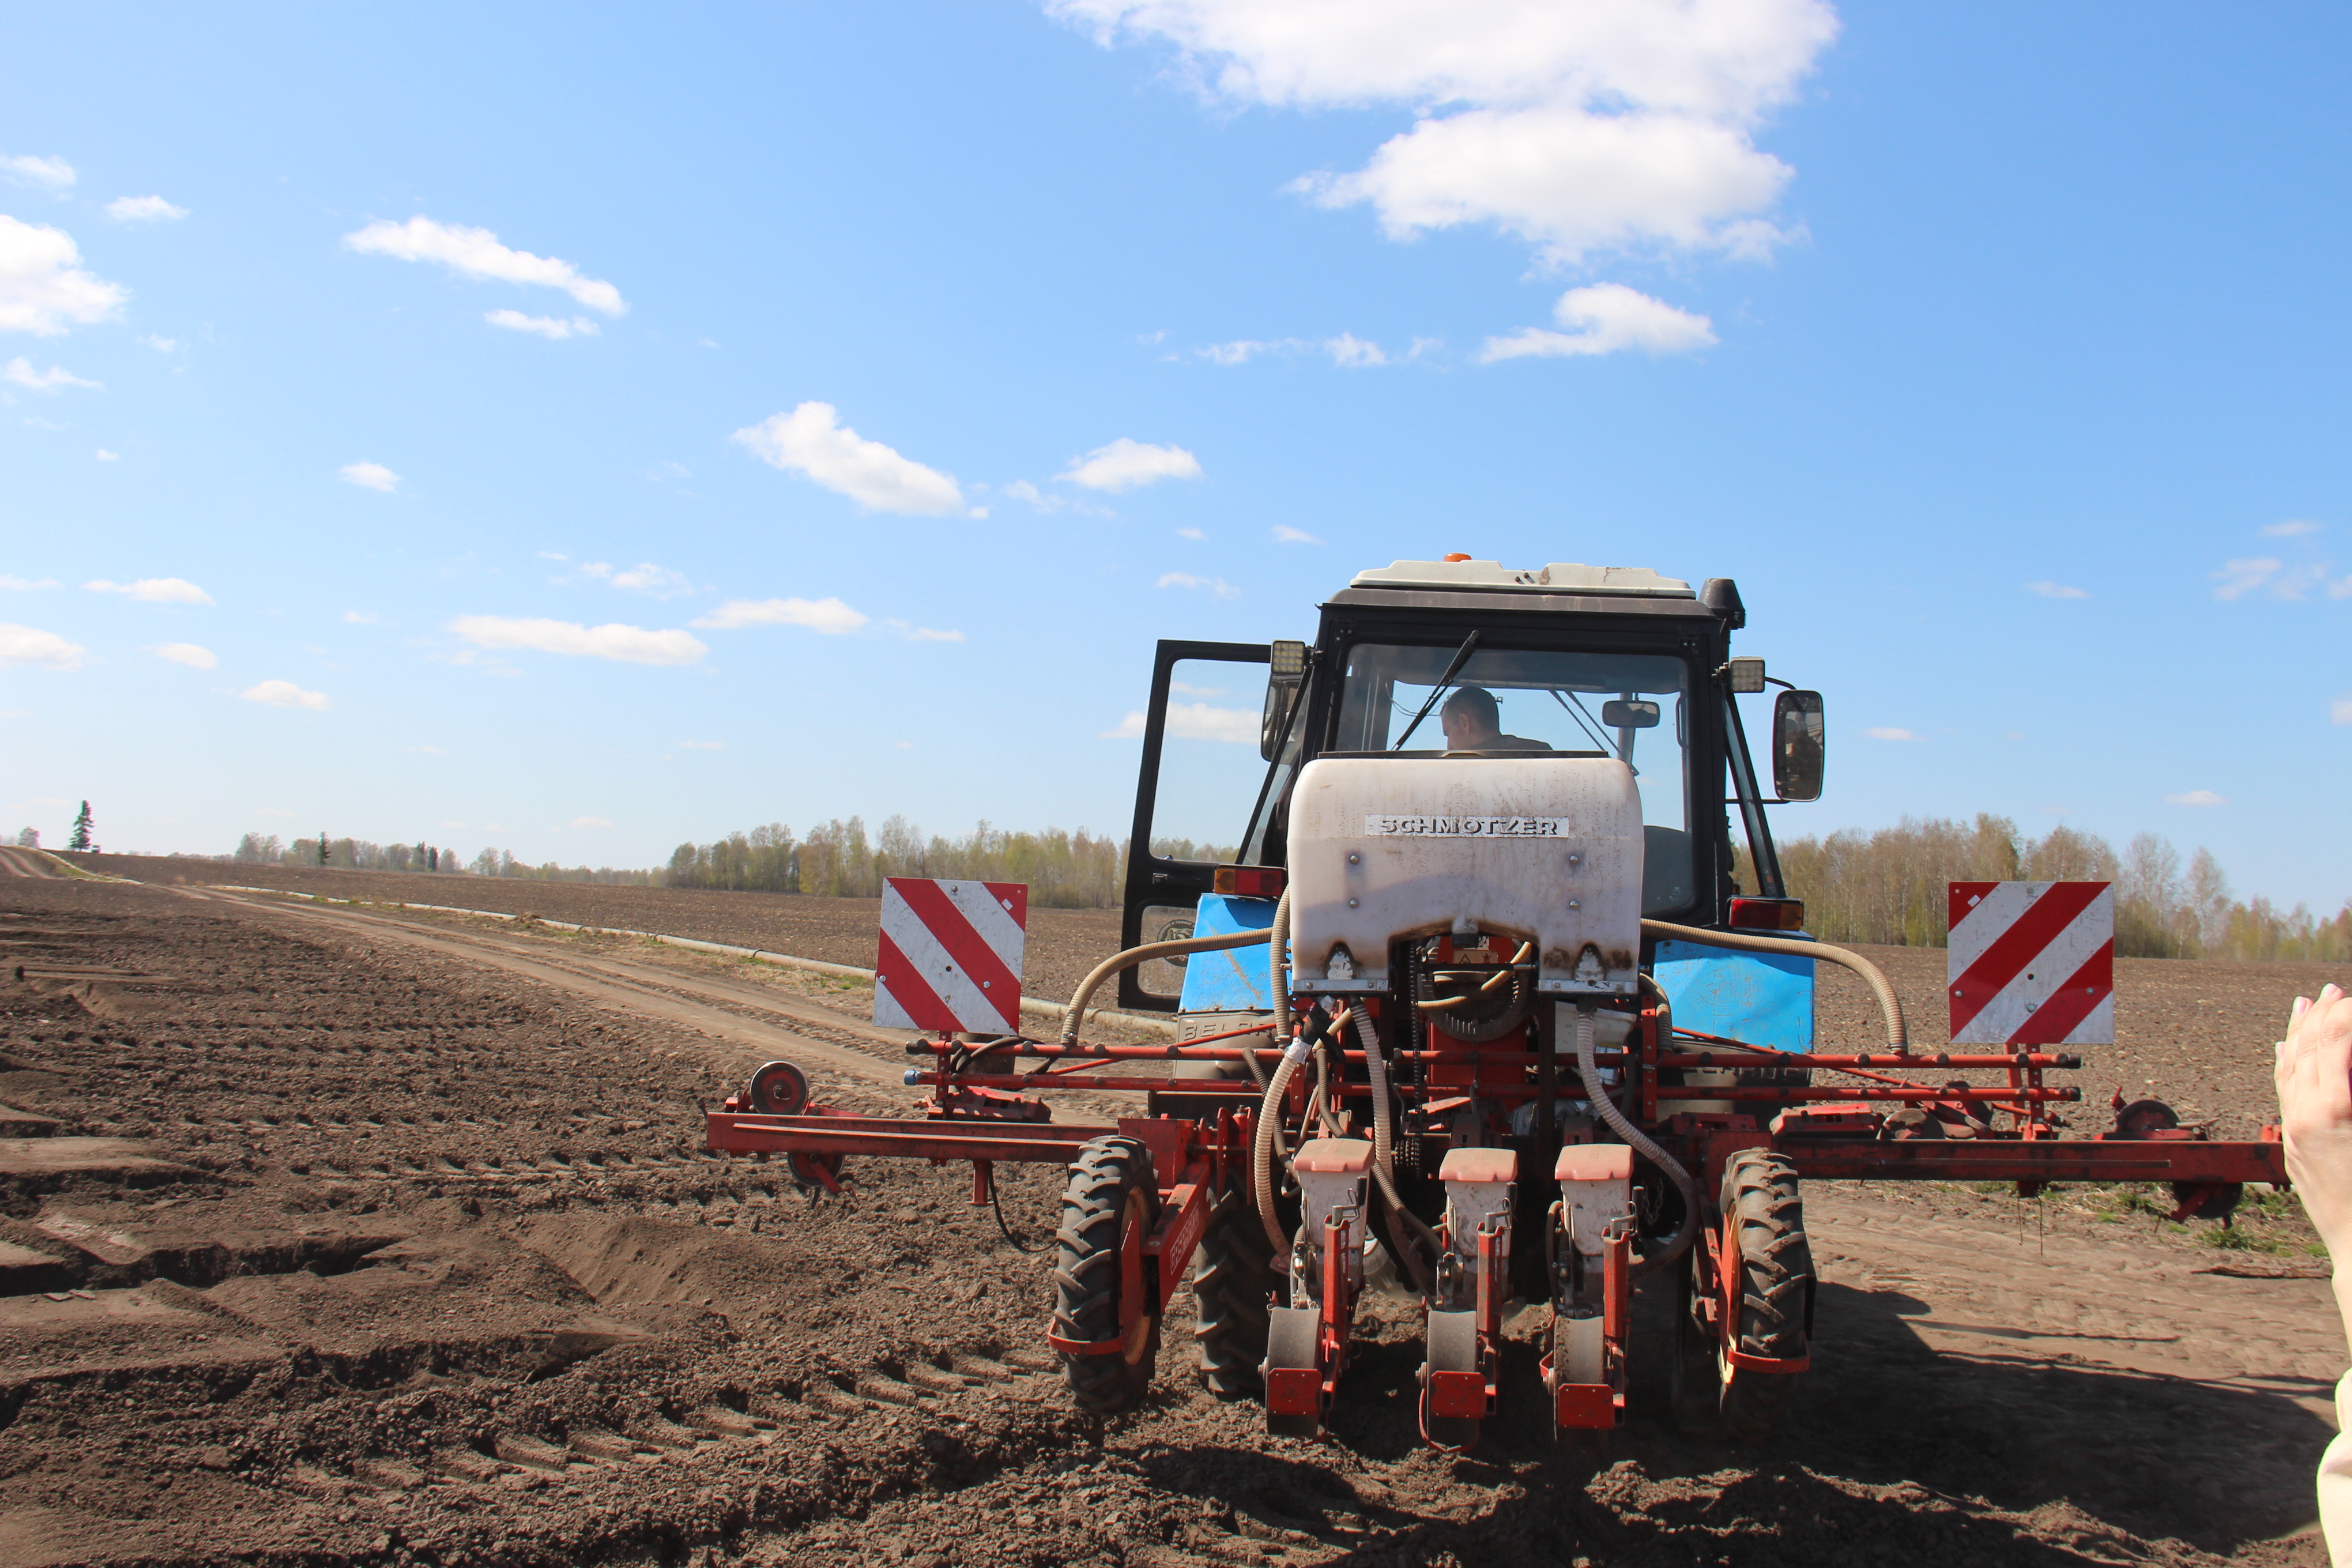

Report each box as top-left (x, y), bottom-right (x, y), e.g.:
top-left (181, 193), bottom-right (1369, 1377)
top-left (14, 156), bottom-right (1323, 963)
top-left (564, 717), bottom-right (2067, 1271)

top-left (1573, 1004), bottom-right (1698, 1278)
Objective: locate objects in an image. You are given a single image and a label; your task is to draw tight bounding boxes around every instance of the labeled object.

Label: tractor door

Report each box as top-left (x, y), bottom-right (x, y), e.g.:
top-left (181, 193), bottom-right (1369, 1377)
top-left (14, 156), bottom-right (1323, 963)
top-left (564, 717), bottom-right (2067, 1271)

top-left (1116, 640), bottom-right (1275, 1013)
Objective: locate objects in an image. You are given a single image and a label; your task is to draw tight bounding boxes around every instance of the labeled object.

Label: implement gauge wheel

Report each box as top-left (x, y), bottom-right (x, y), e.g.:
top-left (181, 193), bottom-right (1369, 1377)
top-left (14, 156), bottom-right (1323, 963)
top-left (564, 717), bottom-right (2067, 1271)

top-left (2116, 1099), bottom-right (2243, 1222)
top-left (1051, 1137), bottom-right (1162, 1416)
top-left (746, 1060), bottom-right (811, 1116)
top-left (1719, 1148), bottom-right (1811, 1444)
top-left (1191, 1187), bottom-right (1277, 1399)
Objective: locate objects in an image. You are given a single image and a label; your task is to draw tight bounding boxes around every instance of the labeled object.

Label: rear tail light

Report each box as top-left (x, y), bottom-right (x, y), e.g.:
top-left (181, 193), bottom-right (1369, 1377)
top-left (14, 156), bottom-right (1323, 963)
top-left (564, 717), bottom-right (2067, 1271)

top-left (1728, 897), bottom-right (1805, 932)
top-left (1213, 866), bottom-right (1288, 899)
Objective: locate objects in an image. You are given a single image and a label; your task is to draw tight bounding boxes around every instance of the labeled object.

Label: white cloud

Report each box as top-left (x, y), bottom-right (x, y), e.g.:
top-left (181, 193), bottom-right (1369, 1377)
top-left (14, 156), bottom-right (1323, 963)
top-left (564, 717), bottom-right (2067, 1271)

top-left (1480, 283), bottom-right (1716, 361)
top-left (85, 576), bottom-right (212, 604)
top-left (1271, 525), bottom-right (1322, 544)
top-left (105, 195), bottom-right (186, 223)
top-left (568, 816), bottom-right (615, 830)
top-left (1177, 526), bottom-right (1205, 540)
top-left (690, 596), bottom-right (867, 634)
top-left (579, 561), bottom-right (691, 598)
top-left (1100, 702), bottom-right (1261, 742)
top-left (242, 679), bottom-right (329, 711)
top-left (1200, 339), bottom-right (1279, 365)
top-left (1170, 680), bottom-right (1226, 697)
top-left (94, 447), bottom-right (117, 461)
top-left (2164, 789), bottom-right (2227, 807)
top-left (2025, 581), bottom-right (2088, 600)
top-left (1326, 332), bottom-right (1386, 367)
top-left (1, 155), bottom-right (74, 190)
top-left (1158, 570), bottom-right (1239, 599)
top-left (339, 461), bottom-right (399, 493)
top-left (1060, 438), bottom-right (1204, 493)
top-left (678, 740), bottom-right (724, 751)
top-left (889, 621), bottom-right (966, 642)
top-left (1863, 727), bottom-right (1917, 741)
top-left (1053, 0), bottom-right (1833, 265)
top-left (2333, 696), bottom-right (2352, 727)
top-left (2212, 557), bottom-right (2334, 602)
top-left (538, 551), bottom-right (568, 561)
top-left (732, 402), bottom-right (965, 516)
top-left (0, 623), bottom-right (83, 670)
top-left (2, 357), bottom-right (100, 392)
top-left (2261, 519), bottom-right (2322, 538)
top-left (139, 334), bottom-right (177, 352)
top-left (154, 642), bottom-right (217, 670)
top-left (343, 216), bottom-right (626, 316)
top-left (448, 615), bottom-right (708, 666)
top-left (0, 574), bottom-right (59, 590)
top-left (0, 216), bottom-right (128, 335)
top-left (487, 309), bottom-right (600, 340)
top-left (342, 609), bottom-right (384, 625)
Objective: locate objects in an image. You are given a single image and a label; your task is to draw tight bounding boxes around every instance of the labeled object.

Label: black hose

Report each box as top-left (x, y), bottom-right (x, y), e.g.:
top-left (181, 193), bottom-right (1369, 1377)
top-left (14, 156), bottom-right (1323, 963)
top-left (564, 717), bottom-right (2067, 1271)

top-left (989, 1169), bottom-right (1043, 1253)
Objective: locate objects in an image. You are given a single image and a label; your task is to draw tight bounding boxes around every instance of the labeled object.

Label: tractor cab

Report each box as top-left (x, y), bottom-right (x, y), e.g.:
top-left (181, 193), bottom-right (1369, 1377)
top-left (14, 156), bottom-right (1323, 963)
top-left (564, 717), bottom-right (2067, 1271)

top-left (1115, 557), bottom-right (1827, 1016)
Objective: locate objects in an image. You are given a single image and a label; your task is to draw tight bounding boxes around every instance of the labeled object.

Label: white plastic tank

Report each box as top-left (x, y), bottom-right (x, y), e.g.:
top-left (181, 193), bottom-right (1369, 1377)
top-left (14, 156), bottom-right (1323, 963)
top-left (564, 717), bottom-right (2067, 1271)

top-left (1286, 755), bottom-right (1644, 998)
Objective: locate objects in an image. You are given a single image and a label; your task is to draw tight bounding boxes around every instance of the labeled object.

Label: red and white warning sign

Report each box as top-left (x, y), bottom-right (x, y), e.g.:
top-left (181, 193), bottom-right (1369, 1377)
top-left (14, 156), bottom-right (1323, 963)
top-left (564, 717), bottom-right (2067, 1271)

top-left (1947, 881), bottom-right (2114, 1046)
top-left (875, 877), bottom-right (1028, 1034)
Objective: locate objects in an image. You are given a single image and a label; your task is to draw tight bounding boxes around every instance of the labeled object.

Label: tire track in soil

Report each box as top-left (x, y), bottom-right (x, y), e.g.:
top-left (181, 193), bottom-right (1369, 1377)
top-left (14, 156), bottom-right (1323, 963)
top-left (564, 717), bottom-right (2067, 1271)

top-left (0, 877), bottom-right (2338, 1567)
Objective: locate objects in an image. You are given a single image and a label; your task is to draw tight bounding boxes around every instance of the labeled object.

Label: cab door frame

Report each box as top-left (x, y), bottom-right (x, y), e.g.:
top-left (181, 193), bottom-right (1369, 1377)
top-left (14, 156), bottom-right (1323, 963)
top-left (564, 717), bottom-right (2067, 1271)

top-left (1117, 639), bottom-right (1271, 1013)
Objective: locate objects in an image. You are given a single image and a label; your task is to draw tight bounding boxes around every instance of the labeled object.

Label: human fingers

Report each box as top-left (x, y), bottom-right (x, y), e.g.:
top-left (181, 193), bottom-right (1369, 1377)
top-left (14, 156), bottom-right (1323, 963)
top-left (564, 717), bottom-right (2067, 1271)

top-left (2309, 987), bottom-right (2352, 1121)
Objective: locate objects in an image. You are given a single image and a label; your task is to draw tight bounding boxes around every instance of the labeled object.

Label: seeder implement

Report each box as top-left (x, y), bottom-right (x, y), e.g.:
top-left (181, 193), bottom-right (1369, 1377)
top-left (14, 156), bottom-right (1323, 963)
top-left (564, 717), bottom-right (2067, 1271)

top-left (699, 555), bottom-right (2290, 1450)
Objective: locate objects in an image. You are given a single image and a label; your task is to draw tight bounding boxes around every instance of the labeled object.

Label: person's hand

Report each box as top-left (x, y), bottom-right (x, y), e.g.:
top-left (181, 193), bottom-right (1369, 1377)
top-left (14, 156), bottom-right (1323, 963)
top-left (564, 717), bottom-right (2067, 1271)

top-left (2276, 984), bottom-right (2352, 1262)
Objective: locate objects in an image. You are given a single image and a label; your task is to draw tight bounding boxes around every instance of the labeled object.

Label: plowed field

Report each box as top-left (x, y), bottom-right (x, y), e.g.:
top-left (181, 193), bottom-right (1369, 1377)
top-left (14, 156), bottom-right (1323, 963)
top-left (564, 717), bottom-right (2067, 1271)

top-left (0, 864), bottom-right (2342, 1566)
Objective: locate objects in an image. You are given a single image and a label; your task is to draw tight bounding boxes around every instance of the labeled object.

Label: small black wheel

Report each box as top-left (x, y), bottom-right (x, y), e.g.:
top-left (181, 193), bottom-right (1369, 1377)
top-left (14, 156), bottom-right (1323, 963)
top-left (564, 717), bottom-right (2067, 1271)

top-left (1719, 1148), bottom-right (1810, 1444)
top-left (1192, 1190), bottom-right (1277, 1399)
top-left (747, 1060), bottom-right (810, 1115)
top-left (1051, 1137), bottom-right (1161, 1416)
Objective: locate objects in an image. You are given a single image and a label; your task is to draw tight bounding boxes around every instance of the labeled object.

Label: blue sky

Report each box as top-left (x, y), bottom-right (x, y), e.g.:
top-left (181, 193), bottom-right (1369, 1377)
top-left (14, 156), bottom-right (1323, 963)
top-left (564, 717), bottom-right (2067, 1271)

top-left (2, 2), bottom-right (2347, 909)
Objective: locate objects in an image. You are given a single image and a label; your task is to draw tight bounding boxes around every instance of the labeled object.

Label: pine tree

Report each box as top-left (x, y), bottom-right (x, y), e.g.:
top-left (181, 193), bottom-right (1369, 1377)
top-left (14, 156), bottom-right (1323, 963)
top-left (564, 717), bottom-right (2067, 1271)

top-left (67, 801), bottom-right (92, 851)
top-left (317, 832), bottom-right (329, 866)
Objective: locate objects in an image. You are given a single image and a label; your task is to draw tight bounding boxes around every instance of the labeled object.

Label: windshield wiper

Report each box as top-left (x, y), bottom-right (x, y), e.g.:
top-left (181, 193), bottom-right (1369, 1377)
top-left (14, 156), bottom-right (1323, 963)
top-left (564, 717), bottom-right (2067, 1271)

top-left (1548, 688), bottom-right (1637, 775)
top-left (1392, 632), bottom-right (1481, 750)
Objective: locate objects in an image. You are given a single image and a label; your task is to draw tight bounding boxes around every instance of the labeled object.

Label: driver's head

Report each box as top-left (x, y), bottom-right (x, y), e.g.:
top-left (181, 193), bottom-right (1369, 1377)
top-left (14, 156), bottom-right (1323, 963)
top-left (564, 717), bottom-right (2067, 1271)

top-left (1439, 685), bottom-right (1503, 751)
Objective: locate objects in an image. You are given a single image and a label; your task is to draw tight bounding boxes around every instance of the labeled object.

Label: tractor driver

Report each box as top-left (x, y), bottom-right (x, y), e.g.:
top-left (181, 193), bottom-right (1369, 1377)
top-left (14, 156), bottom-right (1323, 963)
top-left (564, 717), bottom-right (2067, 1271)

top-left (1439, 685), bottom-right (1550, 753)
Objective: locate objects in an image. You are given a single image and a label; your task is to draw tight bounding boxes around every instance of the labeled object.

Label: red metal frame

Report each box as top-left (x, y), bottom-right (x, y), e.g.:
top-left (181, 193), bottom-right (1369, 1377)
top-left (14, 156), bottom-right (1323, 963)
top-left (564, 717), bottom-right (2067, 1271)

top-left (708, 1002), bottom-right (2287, 1446)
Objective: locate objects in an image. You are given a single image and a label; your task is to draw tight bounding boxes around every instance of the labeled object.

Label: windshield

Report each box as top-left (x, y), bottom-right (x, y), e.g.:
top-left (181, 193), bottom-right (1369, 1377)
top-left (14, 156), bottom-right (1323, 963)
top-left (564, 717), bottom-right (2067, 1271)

top-left (1332, 642), bottom-right (1696, 914)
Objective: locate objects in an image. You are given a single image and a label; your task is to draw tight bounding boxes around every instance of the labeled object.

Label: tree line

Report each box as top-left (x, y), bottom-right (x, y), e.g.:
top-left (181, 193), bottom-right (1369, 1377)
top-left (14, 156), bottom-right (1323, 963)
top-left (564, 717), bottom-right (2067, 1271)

top-left (228, 832), bottom-right (653, 885)
top-left (1750, 814), bottom-right (2352, 962)
top-left (664, 815), bottom-right (1230, 910)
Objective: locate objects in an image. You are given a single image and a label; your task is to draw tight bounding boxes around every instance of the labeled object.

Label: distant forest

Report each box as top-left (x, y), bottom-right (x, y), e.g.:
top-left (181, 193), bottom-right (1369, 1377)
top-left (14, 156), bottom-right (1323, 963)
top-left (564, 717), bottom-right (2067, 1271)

top-left (1746, 815), bottom-right (2352, 964)
top-left (214, 813), bottom-right (2347, 962)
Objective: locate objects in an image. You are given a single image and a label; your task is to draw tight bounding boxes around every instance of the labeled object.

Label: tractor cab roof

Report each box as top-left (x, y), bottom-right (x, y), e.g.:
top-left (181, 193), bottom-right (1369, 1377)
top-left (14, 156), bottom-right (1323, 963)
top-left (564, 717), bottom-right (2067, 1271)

top-left (1324, 559), bottom-right (1742, 627)
top-left (1348, 559), bottom-right (1693, 598)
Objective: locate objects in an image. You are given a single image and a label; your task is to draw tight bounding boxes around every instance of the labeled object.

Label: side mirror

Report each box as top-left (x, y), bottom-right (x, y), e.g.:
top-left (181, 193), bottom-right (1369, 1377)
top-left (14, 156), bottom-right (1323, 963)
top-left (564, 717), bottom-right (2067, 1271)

top-left (1601, 698), bottom-right (1660, 729)
top-left (1260, 640), bottom-right (1307, 761)
top-left (1771, 689), bottom-right (1825, 802)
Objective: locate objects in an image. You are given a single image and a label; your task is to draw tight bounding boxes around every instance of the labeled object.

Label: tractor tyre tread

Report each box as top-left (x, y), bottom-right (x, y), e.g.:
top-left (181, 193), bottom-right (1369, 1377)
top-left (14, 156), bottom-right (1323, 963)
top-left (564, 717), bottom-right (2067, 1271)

top-left (1051, 1137), bottom-right (1160, 1416)
top-left (1720, 1148), bottom-right (1810, 1445)
top-left (1191, 1190), bottom-right (1277, 1399)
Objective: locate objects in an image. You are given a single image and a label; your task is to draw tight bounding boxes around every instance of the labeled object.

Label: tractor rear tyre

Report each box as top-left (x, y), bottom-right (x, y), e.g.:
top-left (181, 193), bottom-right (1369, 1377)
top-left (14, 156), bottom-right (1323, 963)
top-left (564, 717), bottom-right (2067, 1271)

top-left (1192, 1190), bottom-right (1277, 1399)
top-left (1669, 1245), bottom-right (1723, 1435)
top-left (1719, 1148), bottom-right (1810, 1444)
top-left (1051, 1137), bottom-right (1161, 1416)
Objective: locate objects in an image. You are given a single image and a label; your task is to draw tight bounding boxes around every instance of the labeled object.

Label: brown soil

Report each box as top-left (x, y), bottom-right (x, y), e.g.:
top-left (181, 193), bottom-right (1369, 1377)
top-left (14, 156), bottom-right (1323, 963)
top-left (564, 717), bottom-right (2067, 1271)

top-left (81, 855), bottom-right (1129, 1007)
top-left (0, 867), bottom-right (2339, 1565)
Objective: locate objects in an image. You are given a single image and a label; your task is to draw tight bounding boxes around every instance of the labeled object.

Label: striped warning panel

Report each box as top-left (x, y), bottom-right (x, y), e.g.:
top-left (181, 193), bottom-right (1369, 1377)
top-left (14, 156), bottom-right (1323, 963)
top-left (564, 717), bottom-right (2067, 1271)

top-left (1947, 881), bottom-right (2114, 1046)
top-left (874, 877), bottom-right (1028, 1034)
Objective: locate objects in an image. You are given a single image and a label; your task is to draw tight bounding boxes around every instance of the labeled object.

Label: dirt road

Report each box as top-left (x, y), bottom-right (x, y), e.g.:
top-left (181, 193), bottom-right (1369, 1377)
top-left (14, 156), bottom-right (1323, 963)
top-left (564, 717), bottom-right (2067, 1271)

top-left (0, 874), bottom-right (2338, 1565)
